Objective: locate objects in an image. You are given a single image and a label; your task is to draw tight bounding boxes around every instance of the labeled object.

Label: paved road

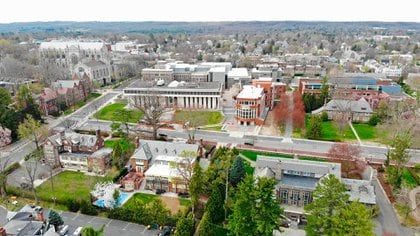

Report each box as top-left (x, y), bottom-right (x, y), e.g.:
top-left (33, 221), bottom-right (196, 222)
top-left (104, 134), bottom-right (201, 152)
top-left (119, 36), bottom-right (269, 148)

top-left (58, 211), bottom-right (159, 236)
top-left (372, 178), bottom-right (414, 236)
top-left (0, 205), bottom-right (7, 226)
top-left (0, 92), bottom-right (121, 169)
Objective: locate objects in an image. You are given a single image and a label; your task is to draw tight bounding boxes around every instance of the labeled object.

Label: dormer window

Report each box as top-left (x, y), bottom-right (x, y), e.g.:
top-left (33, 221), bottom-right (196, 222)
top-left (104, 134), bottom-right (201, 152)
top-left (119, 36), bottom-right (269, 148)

top-left (361, 107), bottom-right (366, 111)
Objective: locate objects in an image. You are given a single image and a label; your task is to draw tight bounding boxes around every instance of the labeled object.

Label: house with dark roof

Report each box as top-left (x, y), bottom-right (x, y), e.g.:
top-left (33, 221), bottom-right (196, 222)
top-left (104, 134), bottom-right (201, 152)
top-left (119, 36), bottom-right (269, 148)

top-left (254, 156), bottom-right (376, 222)
top-left (43, 129), bottom-right (105, 171)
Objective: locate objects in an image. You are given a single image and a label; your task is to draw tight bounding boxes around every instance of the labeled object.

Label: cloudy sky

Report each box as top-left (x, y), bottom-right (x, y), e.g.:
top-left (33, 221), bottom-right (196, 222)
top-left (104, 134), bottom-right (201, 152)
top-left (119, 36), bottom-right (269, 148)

top-left (0, 0), bottom-right (419, 23)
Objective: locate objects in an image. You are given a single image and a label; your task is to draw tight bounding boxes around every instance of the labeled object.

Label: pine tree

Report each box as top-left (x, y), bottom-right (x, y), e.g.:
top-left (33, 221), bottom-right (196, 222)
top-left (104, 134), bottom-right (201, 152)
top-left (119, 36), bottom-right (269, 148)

top-left (174, 212), bottom-right (195, 236)
top-left (48, 210), bottom-right (64, 232)
top-left (306, 115), bottom-right (322, 139)
top-left (189, 161), bottom-right (204, 209)
top-left (197, 212), bottom-right (214, 236)
top-left (229, 157), bottom-right (246, 187)
top-left (205, 185), bottom-right (224, 224)
top-left (112, 141), bottom-right (123, 168)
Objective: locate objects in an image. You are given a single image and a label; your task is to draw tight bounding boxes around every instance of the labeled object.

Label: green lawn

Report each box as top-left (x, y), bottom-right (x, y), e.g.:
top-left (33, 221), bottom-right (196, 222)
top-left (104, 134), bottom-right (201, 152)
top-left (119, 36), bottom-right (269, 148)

top-left (202, 125), bottom-right (223, 131)
top-left (240, 150), bottom-right (294, 162)
top-left (173, 110), bottom-right (223, 127)
top-left (124, 193), bottom-right (158, 208)
top-left (94, 103), bottom-right (143, 123)
top-left (352, 123), bottom-right (377, 140)
top-left (104, 139), bottom-right (117, 148)
top-left (402, 168), bottom-right (418, 188)
top-left (298, 156), bottom-right (326, 162)
top-left (179, 198), bottom-right (191, 207)
top-left (320, 121), bottom-right (356, 141)
top-left (36, 171), bottom-right (106, 203)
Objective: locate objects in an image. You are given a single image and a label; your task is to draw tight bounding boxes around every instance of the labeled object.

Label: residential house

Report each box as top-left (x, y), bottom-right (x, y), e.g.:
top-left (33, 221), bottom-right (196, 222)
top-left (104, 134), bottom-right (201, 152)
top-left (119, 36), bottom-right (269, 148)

top-left (312, 97), bottom-right (373, 122)
top-left (43, 129), bottom-right (104, 169)
top-left (37, 88), bottom-right (58, 116)
top-left (125, 139), bottom-right (199, 192)
top-left (255, 156), bottom-right (376, 222)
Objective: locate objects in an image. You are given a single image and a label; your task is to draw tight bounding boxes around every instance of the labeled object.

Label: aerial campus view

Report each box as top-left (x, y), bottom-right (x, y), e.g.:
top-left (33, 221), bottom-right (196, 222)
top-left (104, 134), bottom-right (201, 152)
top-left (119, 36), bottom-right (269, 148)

top-left (0, 0), bottom-right (419, 235)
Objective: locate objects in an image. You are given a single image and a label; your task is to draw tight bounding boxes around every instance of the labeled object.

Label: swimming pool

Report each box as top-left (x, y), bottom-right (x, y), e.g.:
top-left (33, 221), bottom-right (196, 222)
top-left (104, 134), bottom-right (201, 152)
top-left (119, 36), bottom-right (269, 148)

top-left (94, 192), bottom-right (131, 208)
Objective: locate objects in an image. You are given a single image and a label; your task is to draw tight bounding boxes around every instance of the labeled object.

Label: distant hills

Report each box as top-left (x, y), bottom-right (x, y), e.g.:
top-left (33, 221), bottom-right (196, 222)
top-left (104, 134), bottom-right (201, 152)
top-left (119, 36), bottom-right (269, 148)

top-left (0, 21), bottom-right (418, 34)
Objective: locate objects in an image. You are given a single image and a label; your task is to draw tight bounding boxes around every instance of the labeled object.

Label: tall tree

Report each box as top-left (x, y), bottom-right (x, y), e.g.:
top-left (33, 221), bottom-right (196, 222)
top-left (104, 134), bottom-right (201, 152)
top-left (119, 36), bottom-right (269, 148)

top-left (23, 150), bottom-right (43, 204)
top-left (48, 210), bottom-right (64, 232)
top-left (228, 176), bottom-right (283, 236)
top-left (306, 115), bottom-right (322, 139)
top-left (16, 84), bottom-right (33, 110)
top-left (206, 185), bottom-right (225, 224)
top-left (18, 114), bottom-right (48, 150)
top-left (189, 160), bottom-right (204, 211)
top-left (292, 91), bottom-right (306, 129)
top-left (174, 151), bottom-right (197, 192)
top-left (319, 76), bottom-right (330, 106)
top-left (229, 157), bottom-right (246, 187)
top-left (0, 154), bottom-right (13, 198)
top-left (146, 198), bottom-right (171, 226)
top-left (304, 175), bottom-right (374, 236)
top-left (132, 95), bottom-right (165, 140)
top-left (112, 140), bottom-right (124, 169)
top-left (197, 212), bottom-right (215, 236)
top-left (389, 130), bottom-right (412, 188)
top-left (335, 201), bottom-right (375, 235)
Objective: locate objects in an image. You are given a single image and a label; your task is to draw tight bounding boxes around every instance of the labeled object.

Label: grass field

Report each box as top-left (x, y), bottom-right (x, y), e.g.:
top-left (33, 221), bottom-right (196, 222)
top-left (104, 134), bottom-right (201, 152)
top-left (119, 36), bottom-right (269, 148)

top-left (36, 171), bottom-right (106, 203)
top-left (352, 123), bottom-right (377, 140)
top-left (94, 103), bottom-right (143, 123)
top-left (173, 110), bottom-right (223, 127)
top-left (239, 150), bottom-right (294, 162)
top-left (243, 159), bottom-right (255, 174)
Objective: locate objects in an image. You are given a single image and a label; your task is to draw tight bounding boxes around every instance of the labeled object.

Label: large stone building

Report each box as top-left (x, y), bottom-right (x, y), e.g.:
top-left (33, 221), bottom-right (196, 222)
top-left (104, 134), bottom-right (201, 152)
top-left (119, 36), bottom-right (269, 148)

top-left (123, 80), bottom-right (223, 110)
top-left (39, 40), bottom-right (109, 68)
top-left (255, 156), bottom-right (376, 222)
top-left (235, 85), bottom-right (267, 126)
top-left (75, 60), bottom-right (111, 85)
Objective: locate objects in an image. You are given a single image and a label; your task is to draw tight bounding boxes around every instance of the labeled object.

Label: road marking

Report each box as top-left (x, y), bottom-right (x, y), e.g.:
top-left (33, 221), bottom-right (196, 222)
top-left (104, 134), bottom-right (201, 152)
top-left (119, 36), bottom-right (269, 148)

top-left (106, 219), bottom-right (113, 227)
top-left (71, 213), bottom-right (79, 220)
top-left (122, 223), bottom-right (131, 230)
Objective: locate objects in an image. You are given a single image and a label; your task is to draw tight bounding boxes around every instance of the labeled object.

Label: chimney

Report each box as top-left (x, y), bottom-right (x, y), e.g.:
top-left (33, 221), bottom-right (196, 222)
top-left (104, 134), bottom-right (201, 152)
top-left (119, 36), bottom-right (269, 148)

top-left (275, 160), bottom-right (282, 180)
top-left (60, 130), bottom-right (65, 141)
top-left (96, 129), bottom-right (101, 139)
top-left (134, 136), bottom-right (140, 148)
top-left (37, 211), bottom-right (44, 222)
top-left (0, 227), bottom-right (6, 236)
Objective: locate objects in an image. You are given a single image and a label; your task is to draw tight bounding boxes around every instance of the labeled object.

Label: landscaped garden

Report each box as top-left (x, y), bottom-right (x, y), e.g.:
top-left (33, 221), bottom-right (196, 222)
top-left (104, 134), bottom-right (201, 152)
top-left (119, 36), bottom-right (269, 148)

top-left (94, 102), bottom-right (143, 123)
top-left (123, 192), bottom-right (190, 214)
top-left (173, 110), bottom-right (223, 127)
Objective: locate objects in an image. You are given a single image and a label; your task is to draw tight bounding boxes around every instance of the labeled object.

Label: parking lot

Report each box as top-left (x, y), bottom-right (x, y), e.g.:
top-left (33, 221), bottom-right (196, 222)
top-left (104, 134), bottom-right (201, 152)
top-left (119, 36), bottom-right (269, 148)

top-left (58, 211), bottom-right (159, 236)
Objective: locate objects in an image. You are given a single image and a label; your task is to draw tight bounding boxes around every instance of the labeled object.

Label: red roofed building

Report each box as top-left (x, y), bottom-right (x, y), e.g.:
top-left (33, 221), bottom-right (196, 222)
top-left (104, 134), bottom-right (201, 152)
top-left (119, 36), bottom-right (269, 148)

top-left (37, 88), bottom-right (58, 116)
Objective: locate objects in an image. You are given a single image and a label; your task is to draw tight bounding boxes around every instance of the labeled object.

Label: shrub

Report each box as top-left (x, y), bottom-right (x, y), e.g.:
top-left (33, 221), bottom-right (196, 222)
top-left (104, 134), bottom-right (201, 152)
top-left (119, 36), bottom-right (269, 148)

top-left (80, 200), bottom-right (98, 216)
top-left (66, 199), bottom-right (81, 212)
top-left (321, 111), bottom-right (329, 122)
top-left (4, 162), bottom-right (20, 175)
top-left (368, 113), bottom-right (381, 126)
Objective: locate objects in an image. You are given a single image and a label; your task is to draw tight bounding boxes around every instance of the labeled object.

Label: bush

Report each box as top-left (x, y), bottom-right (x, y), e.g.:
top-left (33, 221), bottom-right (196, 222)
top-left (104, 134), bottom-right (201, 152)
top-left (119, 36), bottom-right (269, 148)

top-left (368, 113), bottom-right (381, 126)
top-left (321, 111), bottom-right (329, 122)
top-left (66, 199), bottom-right (81, 212)
top-left (80, 200), bottom-right (98, 216)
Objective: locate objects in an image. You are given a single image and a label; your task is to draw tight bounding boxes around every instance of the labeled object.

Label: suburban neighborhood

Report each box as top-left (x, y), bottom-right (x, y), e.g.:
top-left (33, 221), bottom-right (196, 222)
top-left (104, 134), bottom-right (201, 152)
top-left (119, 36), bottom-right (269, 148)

top-left (0, 7), bottom-right (419, 236)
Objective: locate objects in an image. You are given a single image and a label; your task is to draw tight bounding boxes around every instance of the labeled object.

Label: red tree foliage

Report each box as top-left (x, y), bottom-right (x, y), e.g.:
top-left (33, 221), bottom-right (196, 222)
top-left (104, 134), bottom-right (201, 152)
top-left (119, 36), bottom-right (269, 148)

top-left (292, 92), bottom-right (305, 129)
top-left (328, 143), bottom-right (361, 160)
top-left (273, 93), bottom-right (289, 126)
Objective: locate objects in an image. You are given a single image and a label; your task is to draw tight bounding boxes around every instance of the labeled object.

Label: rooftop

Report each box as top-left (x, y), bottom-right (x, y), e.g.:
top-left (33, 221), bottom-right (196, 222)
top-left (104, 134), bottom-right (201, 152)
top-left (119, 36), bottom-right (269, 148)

top-left (237, 85), bottom-right (264, 99)
top-left (228, 68), bottom-right (250, 78)
top-left (126, 79), bottom-right (222, 90)
top-left (342, 178), bottom-right (376, 205)
top-left (40, 41), bottom-right (105, 50)
top-left (132, 139), bottom-right (199, 161)
top-left (279, 174), bottom-right (319, 190)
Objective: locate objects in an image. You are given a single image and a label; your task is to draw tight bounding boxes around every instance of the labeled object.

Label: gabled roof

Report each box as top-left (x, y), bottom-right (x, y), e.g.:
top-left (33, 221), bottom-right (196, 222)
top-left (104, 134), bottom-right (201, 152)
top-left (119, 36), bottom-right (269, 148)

top-left (131, 140), bottom-right (199, 161)
top-left (53, 80), bottom-right (81, 89)
top-left (47, 131), bottom-right (99, 147)
top-left (38, 88), bottom-right (57, 102)
top-left (314, 98), bottom-right (373, 114)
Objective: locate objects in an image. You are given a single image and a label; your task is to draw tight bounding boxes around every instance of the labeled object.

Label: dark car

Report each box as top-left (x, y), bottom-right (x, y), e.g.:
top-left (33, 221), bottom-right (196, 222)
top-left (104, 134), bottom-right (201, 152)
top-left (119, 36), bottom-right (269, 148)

top-left (178, 192), bottom-right (189, 198)
top-left (156, 189), bottom-right (166, 194)
top-left (158, 226), bottom-right (172, 236)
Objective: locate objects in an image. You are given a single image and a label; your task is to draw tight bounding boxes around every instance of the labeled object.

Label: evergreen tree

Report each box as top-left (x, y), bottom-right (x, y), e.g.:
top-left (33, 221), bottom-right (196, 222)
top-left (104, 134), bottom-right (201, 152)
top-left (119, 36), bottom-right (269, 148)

top-left (48, 210), bottom-right (64, 232)
top-left (189, 161), bottom-right (204, 209)
top-left (389, 130), bottom-right (412, 188)
top-left (306, 115), bottom-right (322, 139)
top-left (319, 76), bottom-right (329, 106)
top-left (229, 157), bottom-right (246, 187)
top-left (206, 185), bottom-right (224, 224)
top-left (147, 198), bottom-right (171, 226)
top-left (304, 175), bottom-right (374, 236)
top-left (174, 212), bottom-right (195, 236)
top-left (197, 212), bottom-right (214, 236)
top-left (0, 88), bottom-right (12, 107)
top-left (16, 85), bottom-right (34, 110)
top-left (112, 140), bottom-right (124, 168)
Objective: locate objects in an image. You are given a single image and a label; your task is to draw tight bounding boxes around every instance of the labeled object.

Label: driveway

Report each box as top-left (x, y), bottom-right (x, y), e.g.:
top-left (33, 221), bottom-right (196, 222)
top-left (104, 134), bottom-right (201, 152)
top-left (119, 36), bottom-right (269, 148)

top-left (58, 211), bottom-right (159, 236)
top-left (372, 178), bottom-right (414, 235)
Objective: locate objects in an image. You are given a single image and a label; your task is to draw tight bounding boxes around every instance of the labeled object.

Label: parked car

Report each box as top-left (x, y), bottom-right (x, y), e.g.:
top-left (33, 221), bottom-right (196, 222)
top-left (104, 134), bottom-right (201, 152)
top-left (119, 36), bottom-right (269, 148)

top-left (147, 223), bottom-right (159, 230)
top-left (59, 225), bottom-right (69, 236)
top-left (178, 192), bottom-right (189, 198)
top-left (72, 227), bottom-right (83, 236)
top-left (156, 189), bottom-right (166, 194)
top-left (158, 226), bottom-right (172, 236)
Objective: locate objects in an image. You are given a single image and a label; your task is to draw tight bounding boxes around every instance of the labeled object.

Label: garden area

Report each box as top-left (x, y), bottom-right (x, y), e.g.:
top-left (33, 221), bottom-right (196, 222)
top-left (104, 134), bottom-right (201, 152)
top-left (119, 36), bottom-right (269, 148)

top-left (173, 110), bottom-right (223, 127)
top-left (94, 102), bottom-right (143, 123)
top-left (124, 192), bottom-right (191, 214)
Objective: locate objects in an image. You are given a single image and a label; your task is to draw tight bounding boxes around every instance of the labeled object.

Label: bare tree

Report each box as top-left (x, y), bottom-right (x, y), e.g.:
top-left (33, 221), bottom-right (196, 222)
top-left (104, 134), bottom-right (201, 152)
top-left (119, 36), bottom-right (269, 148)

top-left (132, 95), bottom-right (166, 140)
top-left (23, 151), bottom-right (43, 204)
top-left (0, 154), bottom-right (12, 198)
top-left (172, 151), bottom-right (196, 193)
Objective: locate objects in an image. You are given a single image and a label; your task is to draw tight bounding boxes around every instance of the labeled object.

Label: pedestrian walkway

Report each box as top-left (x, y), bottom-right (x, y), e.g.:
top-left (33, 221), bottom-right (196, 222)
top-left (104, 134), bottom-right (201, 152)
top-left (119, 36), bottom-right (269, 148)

top-left (283, 91), bottom-right (294, 139)
top-left (348, 121), bottom-right (362, 145)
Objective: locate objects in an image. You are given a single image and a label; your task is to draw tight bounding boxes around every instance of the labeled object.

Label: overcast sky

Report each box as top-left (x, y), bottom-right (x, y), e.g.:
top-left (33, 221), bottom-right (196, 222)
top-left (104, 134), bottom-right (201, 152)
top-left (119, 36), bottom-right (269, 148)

top-left (0, 0), bottom-right (419, 23)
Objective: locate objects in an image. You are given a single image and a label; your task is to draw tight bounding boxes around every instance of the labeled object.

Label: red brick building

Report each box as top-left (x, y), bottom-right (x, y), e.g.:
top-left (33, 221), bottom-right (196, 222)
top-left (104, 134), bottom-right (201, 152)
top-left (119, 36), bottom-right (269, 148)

top-left (235, 85), bottom-right (266, 126)
top-left (37, 88), bottom-right (58, 116)
top-left (252, 77), bottom-right (286, 109)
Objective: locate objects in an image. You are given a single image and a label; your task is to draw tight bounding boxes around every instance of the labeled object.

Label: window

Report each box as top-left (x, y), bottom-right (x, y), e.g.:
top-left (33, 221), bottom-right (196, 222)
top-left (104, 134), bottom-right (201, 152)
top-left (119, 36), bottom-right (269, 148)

top-left (291, 190), bottom-right (299, 206)
top-left (281, 189), bottom-right (288, 204)
top-left (303, 191), bottom-right (312, 205)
